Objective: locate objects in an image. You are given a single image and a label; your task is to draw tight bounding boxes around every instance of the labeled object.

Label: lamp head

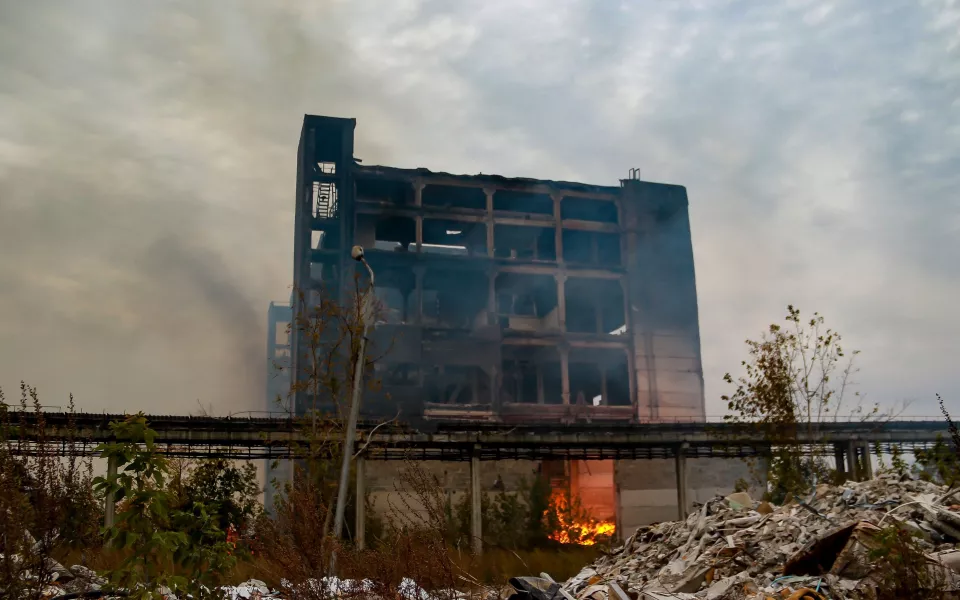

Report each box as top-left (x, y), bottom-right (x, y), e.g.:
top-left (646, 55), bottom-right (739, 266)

top-left (351, 245), bottom-right (365, 261)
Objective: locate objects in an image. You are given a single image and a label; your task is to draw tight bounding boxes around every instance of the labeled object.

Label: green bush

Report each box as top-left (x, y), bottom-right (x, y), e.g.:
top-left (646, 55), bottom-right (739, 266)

top-left (94, 414), bottom-right (241, 600)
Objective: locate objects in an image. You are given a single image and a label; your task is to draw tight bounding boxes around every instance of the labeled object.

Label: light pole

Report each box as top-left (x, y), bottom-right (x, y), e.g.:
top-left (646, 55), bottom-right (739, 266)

top-left (330, 246), bottom-right (375, 572)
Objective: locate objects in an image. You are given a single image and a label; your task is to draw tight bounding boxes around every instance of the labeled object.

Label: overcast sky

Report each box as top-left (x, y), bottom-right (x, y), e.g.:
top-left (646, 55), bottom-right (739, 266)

top-left (1, 0), bottom-right (957, 418)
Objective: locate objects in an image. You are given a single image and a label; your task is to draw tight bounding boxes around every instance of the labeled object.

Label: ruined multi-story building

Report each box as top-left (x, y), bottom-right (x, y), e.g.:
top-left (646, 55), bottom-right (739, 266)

top-left (267, 115), bottom-right (749, 533)
top-left (289, 115), bottom-right (705, 425)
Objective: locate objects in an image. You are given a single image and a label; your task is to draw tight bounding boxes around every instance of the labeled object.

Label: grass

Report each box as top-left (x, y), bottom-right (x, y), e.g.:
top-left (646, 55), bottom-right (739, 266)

top-left (59, 542), bottom-right (603, 590)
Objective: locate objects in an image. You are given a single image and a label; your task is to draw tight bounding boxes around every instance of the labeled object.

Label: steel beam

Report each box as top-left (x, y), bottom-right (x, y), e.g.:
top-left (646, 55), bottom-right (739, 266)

top-left (8, 413), bottom-right (952, 464)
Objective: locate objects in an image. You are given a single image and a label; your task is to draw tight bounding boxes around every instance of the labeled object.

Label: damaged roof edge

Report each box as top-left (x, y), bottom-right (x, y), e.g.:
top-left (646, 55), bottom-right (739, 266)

top-left (354, 163), bottom-right (685, 196)
top-left (300, 114), bottom-right (687, 195)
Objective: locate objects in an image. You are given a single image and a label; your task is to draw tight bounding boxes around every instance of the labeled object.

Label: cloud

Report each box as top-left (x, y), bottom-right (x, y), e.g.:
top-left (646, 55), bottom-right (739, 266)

top-left (0, 0), bottom-right (957, 415)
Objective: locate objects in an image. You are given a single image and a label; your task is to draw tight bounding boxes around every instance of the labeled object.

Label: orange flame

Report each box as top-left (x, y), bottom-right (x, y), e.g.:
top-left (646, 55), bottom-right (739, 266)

top-left (546, 490), bottom-right (616, 546)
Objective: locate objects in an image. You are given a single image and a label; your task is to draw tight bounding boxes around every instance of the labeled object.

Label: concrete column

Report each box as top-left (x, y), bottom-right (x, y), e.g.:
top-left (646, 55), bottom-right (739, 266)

top-left (472, 368), bottom-right (480, 404)
top-left (413, 267), bottom-right (424, 324)
top-left (846, 439), bottom-right (860, 482)
top-left (536, 367), bottom-right (545, 404)
top-left (860, 442), bottom-right (874, 480)
top-left (486, 222), bottom-right (495, 258)
top-left (626, 347), bottom-right (638, 421)
top-left (485, 189), bottom-right (495, 258)
top-left (414, 181), bottom-right (424, 253)
top-left (104, 454), bottom-right (119, 528)
top-left (619, 277), bottom-right (631, 334)
top-left (594, 297), bottom-right (604, 334)
top-left (556, 273), bottom-right (567, 331)
top-left (413, 180), bottom-right (424, 206)
top-left (553, 195), bottom-right (564, 262)
top-left (355, 455), bottom-right (366, 550)
top-left (833, 443), bottom-right (846, 481)
top-left (470, 450), bottom-right (483, 555)
top-left (488, 271), bottom-right (497, 316)
top-left (599, 366), bottom-right (608, 406)
top-left (560, 346), bottom-right (570, 405)
top-left (675, 443), bottom-right (689, 520)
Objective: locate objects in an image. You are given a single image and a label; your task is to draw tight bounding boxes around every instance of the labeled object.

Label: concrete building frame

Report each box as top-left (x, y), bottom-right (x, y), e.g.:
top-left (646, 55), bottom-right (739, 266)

top-left (290, 115), bottom-right (707, 428)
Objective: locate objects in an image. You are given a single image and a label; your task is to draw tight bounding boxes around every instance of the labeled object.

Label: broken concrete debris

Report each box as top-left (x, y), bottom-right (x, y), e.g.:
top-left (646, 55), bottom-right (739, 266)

top-left (559, 472), bottom-right (960, 599)
top-left (15, 575), bottom-right (466, 600)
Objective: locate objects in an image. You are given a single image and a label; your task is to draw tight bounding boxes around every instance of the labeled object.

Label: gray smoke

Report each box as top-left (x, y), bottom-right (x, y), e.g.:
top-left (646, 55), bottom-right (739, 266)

top-left (1, 0), bottom-right (958, 415)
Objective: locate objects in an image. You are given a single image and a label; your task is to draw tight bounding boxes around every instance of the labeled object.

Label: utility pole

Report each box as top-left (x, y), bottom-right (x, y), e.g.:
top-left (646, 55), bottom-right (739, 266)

top-left (330, 246), bottom-right (375, 574)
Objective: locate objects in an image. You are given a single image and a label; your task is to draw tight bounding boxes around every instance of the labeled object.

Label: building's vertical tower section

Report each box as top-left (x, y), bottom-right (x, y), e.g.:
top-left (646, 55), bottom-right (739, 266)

top-left (264, 300), bottom-right (293, 513)
top-left (266, 300), bottom-right (294, 412)
top-left (614, 178), bottom-right (714, 534)
top-left (620, 179), bottom-right (705, 420)
top-left (292, 116), bottom-right (357, 417)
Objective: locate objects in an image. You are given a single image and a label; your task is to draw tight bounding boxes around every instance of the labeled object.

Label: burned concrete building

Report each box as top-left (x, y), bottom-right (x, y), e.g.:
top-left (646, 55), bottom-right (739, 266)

top-left (290, 115), bottom-right (705, 425)
top-left (269, 115), bottom-right (749, 535)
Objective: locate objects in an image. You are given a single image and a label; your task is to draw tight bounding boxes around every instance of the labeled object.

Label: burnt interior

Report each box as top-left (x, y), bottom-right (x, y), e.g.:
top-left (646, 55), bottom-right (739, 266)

top-left (290, 116), bottom-right (655, 426)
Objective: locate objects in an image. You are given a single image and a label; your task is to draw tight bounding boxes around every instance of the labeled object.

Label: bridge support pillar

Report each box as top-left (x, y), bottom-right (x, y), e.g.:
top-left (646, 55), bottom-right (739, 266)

top-left (675, 442), bottom-right (689, 520)
top-left (860, 442), bottom-right (874, 480)
top-left (470, 449), bottom-right (482, 555)
top-left (846, 439), bottom-right (860, 482)
top-left (833, 444), bottom-right (846, 481)
top-left (355, 455), bottom-right (366, 550)
top-left (104, 454), bottom-right (118, 528)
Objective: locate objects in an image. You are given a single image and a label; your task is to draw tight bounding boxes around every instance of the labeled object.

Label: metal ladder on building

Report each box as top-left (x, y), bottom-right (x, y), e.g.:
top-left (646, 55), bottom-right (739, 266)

top-left (313, 180), bottom-right (338, 219)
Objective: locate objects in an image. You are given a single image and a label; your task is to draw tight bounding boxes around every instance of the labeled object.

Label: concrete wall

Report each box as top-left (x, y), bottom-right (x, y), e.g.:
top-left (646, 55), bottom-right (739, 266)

top-left (358, 456), bottom-right (766, 542)
top-left (615, 457), bottom-right (765, 536)
top-left (621, 181), bottom-right (706, 422)
top-left (635, 332), bottom-right (704, 420)
top-left (363, 459), bottom-right (541, 525)
top-left (572, 459), bottom-right (616, 521)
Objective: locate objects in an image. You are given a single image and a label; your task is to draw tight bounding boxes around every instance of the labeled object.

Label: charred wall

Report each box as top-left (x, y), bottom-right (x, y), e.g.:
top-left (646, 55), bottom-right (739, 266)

top-left (620, 181), bottom-right (705, 421)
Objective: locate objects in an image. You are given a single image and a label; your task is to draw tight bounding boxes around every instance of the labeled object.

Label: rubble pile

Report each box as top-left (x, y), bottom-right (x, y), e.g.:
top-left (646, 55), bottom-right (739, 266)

top-left (561, 473), bottom-right (960, 600)
top-left (2, 559), bottom-right (110, 599)
top-left (9, 573), bottom-right (449, 600)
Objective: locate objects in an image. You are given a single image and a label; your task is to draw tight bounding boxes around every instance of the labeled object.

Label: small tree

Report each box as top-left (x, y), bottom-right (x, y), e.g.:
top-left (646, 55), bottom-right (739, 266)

top-left (889, 443), bottom-right (910, 477)
top-left (914, 396), bottom-right (960, 486)
top-left (94, 414), bottom-right (238, 600)
top-left (185, 458), bottom-right (261, 534)
top-left (259, 276), bottom-right (391, 578)
top-left (940, 394), bottom-right (960, 477)
top-left (723, 306), bottom-right (886, 501)
top-left (869, 525), bottom-right (948, 599)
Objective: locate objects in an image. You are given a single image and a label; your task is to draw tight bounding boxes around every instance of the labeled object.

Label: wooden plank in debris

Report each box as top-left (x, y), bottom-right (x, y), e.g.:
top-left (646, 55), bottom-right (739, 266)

top-left (607, 582), bottom-right (631, 600)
